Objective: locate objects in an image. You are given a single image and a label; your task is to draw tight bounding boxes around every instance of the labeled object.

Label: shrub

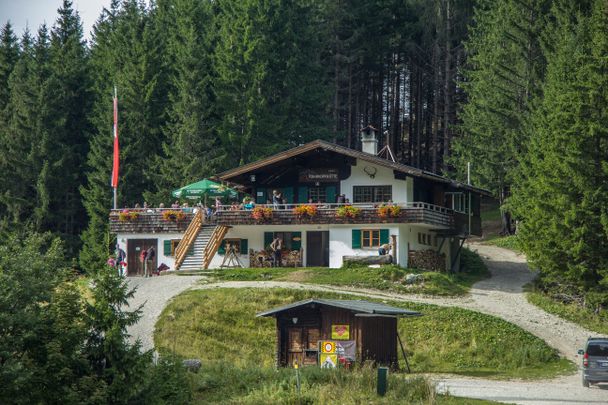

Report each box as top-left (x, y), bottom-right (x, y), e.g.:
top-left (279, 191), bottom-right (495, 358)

top-left (336, 205), bottom-right (361, 219)
top-left (162, 210), bottom-right (185, 222)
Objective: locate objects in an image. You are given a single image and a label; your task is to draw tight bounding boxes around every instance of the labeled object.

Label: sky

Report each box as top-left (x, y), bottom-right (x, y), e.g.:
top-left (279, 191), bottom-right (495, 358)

top-left (0, 0), bottom-right (118, 42)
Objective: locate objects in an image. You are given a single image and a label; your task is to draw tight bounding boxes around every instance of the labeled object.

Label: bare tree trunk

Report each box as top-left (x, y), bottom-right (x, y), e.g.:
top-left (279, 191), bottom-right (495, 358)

top-left (415, 66), bottom-right (423, 168)
top-left (432, 39), bottom-right (441, 173)
top-left (347, 63), bottom-right (352, 148)
top-left (333, 34), bottom-right (340, 143)
top-left (442, 0), bottom-right (452, 173)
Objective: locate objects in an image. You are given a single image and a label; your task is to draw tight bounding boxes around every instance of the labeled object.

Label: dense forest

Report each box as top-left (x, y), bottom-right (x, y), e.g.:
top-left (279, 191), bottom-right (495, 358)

top-left (0, 0), bottom-right (606, 303)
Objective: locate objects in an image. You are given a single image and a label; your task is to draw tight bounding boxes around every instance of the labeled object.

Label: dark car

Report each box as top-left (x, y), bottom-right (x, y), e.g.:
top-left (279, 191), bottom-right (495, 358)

top-left (578, 337), bottom-right (608, 387)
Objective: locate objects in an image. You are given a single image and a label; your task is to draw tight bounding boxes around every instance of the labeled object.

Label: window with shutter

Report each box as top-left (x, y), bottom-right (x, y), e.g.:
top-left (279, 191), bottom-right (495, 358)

top-left (240, 239), bottom-right (248, 254)
top-left (352, 229), bottom-right (361, 249)
top-left (380, 229), bottom-right (389, 245)
top-left (163, 240), bottom-right (171, 256)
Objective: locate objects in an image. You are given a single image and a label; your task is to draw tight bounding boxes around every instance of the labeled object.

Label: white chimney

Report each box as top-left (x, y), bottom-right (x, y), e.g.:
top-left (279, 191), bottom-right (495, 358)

top-left (360, 125), bottom-right (378, 155)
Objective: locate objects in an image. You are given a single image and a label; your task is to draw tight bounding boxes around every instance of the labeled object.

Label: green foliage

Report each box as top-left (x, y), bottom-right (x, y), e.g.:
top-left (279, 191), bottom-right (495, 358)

top-left (511, 1), bottom-right (608, 293)
top-left (528, 290), bottom-right (608, 336)
top-left (155, 288), bottom-right (572, 380)
top-left (210, 248), bottom-right (489, 297)
top-left (483, 235), bottom-right (522, 252)
top-left (0, 233), bottom-right (95, 403)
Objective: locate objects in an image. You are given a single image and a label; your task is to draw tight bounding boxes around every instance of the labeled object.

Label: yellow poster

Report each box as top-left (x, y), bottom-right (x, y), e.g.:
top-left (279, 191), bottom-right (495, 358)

top-left (321, 341), bottom-right (336, 354)
top-left (320, 353), bottom-right (337, 368)
top-left (331, 324), bottom-right (350, 340)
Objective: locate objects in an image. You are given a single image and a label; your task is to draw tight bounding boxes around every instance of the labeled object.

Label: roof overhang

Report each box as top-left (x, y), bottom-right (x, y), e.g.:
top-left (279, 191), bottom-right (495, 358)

top-left (256, 298), bottom-right (422, 318)
top-left (217, 139), bottom-right (492, 197)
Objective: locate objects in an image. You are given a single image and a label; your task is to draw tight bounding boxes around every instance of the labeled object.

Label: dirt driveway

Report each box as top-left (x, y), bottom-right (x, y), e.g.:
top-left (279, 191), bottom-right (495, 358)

top-left (127, 244), bottom-right (608, 404)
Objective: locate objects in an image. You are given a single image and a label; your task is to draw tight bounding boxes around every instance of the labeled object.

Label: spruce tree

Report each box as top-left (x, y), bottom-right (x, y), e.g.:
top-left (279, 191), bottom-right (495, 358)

top-left (148, 0), bottom-right (218, 202)
top-left (43, 0), bottom-right (91, 255)
top-left (0, 22), bottom-right (19, 112)
top-left (81, 0), bottom-right (168, 273)
top-left (512, 0), bottom-right (608, 302)
top-left (452, 0), bottom-right (551, 233)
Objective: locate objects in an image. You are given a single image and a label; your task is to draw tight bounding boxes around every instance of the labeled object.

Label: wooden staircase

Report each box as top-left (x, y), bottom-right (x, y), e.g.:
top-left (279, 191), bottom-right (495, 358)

top-left (175, 210), bottom-right (231, 271)
top-left (201, 225), bottom-right (230, 269)
top-left (174, 210), bottom-right (203, 271)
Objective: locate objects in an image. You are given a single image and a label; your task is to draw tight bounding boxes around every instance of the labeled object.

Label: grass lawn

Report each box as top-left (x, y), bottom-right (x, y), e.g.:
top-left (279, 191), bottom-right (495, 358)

top-left (207, 248), bottom-right (490, 297)
top-left (482, 235), bottom-right (522, 253)
top-left (527, 290), bottom-right (608, 336)
top-left (155, 288), bottom-right (573, 383)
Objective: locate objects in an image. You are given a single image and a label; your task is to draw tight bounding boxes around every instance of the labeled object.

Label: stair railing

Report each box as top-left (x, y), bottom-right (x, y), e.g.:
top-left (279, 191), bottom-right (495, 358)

top-left (201, 225), bottom-right (230, 269)
top-left (174, 209), bottom-right (204, 271)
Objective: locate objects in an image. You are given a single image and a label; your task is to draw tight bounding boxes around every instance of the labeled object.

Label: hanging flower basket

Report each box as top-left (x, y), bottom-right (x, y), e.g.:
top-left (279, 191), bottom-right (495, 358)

top-left (252, 207), bottom-right (273, 222)
top-left (293, 204), bottom-right (318, 219)
top-left (377, 205), bottom-right (401, 219)
top-left (162, 210), bottom-right (185, 222)
top-left (336, 205), bottom-right (361, 219)
top-left (118, 210), bottom-right (139, 221)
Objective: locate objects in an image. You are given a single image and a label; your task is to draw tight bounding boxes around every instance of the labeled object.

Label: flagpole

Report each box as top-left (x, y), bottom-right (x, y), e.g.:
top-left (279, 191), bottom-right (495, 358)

top-left (112, 85), bottom-right (119, 210)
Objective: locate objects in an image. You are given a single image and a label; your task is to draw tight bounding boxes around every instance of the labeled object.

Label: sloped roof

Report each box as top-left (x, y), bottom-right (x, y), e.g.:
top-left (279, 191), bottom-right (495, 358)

top-left (217, 139), bottom-right (492, 196)
top-left (256, 298), bottom-right (421, 318)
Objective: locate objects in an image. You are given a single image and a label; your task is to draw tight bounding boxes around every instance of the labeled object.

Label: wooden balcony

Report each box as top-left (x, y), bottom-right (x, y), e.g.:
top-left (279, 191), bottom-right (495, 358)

top-left (209, 202), bottom-right (455, 229)
top-left (109, 209), bottom-right (194, 234)
top-left (109, 203), bottom-right (482, 236)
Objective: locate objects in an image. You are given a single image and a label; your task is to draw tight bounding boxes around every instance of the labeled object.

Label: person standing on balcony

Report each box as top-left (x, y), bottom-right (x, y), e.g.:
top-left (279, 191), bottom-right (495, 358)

top-left (270, 237), bottom-right (283, 267)
top-left (272, 190), bottom-right (282, 209)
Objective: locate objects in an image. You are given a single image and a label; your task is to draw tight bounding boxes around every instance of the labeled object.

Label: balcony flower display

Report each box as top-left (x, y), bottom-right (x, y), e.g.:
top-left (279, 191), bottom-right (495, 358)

top-left (293, 204), bottom-right (317, 218)
top-left (336, 205), bottom-right (361, 219)
top-left (162, 210), bottom-right (186, 222)
top-left (252, 207), bottom-right (273, 222)
top-left (377, 204), bottom-right (401, 218)
top-left (118, 210), bottom-right (139, 221)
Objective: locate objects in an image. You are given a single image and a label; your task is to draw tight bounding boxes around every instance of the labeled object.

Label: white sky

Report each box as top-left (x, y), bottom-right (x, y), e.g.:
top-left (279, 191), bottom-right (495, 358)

top-left (0, 0), bottom-right (118, 42)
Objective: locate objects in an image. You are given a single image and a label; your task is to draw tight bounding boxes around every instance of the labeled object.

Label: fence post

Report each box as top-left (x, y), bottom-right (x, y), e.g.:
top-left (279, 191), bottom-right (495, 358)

top-left (377, 367), bottom-right (388, 396)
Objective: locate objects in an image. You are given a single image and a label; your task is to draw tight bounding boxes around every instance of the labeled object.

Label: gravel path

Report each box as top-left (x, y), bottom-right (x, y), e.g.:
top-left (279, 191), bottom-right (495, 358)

top-left (126, 275), bottom-right (204, 350)
top-left (126, 244), bottom-right (607, 404)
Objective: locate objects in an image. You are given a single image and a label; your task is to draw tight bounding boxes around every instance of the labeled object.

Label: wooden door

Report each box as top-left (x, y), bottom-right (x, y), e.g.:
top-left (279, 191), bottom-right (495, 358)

top-left (287, 327), bottom-right (321, 367)
top-left (306, 231), bottom-right (329, 267)
top-left (127, 239), bottom-right (157, 276)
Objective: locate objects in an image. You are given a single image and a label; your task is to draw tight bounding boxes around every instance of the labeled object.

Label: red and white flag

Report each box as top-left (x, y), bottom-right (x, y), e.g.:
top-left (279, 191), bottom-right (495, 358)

top-left (111, 87), bottom-right (119, 188)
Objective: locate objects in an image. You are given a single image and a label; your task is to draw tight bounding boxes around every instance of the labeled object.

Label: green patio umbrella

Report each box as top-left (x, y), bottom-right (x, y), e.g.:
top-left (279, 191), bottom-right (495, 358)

top-left (171, 179), bottom-right (238, 200)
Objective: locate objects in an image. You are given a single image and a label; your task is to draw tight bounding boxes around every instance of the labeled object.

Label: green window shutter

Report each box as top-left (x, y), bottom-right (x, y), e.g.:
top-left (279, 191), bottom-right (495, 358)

top-left (264, 232), bottom-right (274, 250)
top-left (163, 240), bottom-right (172, 256)
top-left (380, 229), bottom-right (389, 245)
top-left (298, 186), bottom-right (308, 203)
top-left (282, 187), bottom-right (294, 203)
top-left (291, 232), bottom-right (302, 251)
top-left (218, 240), bottom-right (226, 255)
top-left (326, 186), bottom-right (336, 203)
top-left (240, 239), bottom-right (248, 255)
top-left (352, 229), bottom-right (361, 249)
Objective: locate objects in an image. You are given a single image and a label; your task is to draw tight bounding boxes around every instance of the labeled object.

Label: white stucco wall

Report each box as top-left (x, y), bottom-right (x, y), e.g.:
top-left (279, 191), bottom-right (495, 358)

top-left (115, 232), bottom-right (183, 271)
top-left (340, 159), bottom-right (412, 203)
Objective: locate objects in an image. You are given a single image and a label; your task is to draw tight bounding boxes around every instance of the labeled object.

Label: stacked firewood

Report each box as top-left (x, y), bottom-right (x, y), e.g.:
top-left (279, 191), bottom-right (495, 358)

top-left (408, 249), bottom-right (446, 272)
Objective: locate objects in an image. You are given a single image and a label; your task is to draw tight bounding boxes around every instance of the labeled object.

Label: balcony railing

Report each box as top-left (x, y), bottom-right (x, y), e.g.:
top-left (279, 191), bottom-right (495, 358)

top-left (209, 202), bottom-right (454, 228)
top-left (107, 202), bottom-right (483, 235)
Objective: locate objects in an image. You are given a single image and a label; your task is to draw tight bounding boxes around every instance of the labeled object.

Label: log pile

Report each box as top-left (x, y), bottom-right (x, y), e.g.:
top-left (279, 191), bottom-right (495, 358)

top-left (408, 249), bottom-right (445, 272)
top-left (343, 255), bottom-right (393, 266)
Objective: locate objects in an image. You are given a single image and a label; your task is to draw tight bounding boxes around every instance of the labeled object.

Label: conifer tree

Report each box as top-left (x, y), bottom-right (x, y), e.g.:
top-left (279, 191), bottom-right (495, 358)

top-left (0, 22), bottom-right (19, 112)
top-left (81, 0), bottom-right (168, 272)
top-left (214, 0), bottom-right (330, 167)
top-left (512, 0), bottom-right (608, 301)
top-left (452, 0), bottom-right (551, 233)
top-left (148, 0), bottom-right (219, 201)
top-left (42, 0), bottom-right (91, 254)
